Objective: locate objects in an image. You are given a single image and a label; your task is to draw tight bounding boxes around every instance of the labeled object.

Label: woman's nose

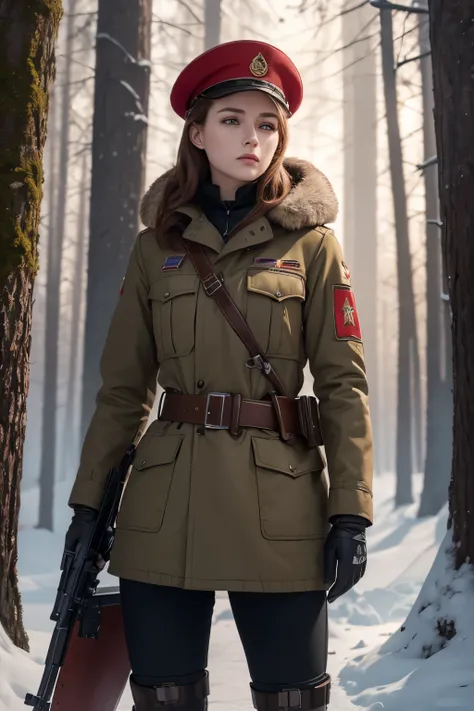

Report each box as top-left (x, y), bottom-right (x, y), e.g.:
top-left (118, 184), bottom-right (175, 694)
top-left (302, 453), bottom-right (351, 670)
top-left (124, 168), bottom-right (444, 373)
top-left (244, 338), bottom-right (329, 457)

top-left (244, 133), bottom-right (258, 148)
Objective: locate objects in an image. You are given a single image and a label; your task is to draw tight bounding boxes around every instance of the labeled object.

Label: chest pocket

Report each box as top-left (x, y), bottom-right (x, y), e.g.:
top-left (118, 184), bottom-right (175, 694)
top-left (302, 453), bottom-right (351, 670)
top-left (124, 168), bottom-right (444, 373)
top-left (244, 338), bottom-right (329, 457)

top-left (246, 268), bottom-right (306, 362)
top-left (149, 275), bottom-right (199, 360)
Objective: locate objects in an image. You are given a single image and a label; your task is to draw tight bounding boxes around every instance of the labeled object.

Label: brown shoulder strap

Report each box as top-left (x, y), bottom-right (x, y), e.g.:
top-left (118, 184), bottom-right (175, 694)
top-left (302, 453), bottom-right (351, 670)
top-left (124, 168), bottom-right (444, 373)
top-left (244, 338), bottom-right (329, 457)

top-left (184, 240), bottom-right (286, 397)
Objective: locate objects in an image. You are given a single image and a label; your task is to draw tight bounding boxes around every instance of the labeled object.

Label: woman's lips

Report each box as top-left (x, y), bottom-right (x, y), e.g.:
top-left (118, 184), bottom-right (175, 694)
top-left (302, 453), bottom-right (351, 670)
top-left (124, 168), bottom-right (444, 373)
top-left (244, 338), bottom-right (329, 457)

top-left (238, 154), bottom-right (259, 162)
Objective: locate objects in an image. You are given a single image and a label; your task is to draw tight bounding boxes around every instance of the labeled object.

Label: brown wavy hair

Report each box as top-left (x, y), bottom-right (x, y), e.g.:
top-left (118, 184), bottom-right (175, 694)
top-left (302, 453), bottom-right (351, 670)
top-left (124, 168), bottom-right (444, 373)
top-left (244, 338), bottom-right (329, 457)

top-left (155, 95), bottom-right (292, 242)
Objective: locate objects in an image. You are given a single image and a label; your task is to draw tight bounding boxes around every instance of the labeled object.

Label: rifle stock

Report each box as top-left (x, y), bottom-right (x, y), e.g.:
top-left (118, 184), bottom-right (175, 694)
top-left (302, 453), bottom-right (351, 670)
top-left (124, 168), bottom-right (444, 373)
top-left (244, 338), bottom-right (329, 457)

top-left (24, 445), bottom-right (135, 711)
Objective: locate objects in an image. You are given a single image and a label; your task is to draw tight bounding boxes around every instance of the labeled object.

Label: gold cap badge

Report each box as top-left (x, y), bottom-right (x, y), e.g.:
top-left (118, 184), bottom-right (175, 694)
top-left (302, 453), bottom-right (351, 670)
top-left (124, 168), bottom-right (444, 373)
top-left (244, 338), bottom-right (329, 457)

top-left (249, 53), bottom-right (268, 77)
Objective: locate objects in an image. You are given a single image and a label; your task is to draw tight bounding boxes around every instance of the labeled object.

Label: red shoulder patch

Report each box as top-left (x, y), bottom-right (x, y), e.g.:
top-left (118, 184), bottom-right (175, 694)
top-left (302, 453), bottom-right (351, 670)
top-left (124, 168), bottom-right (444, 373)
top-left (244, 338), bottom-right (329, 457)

top-left (333, 285), bottom-right (362, 341)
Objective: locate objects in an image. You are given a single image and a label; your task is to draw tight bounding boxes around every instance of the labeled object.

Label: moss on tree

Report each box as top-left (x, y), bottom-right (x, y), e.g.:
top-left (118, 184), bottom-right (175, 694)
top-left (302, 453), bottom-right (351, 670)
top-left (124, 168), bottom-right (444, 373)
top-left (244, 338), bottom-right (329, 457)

top-left (0, 0), bottom-right (63, 283)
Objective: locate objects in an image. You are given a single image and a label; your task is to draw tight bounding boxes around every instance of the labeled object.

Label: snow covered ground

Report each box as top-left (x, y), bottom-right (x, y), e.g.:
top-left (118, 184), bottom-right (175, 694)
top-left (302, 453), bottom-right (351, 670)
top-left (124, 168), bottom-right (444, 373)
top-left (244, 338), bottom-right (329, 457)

top-left (2, 469), bottom-right (471, 711)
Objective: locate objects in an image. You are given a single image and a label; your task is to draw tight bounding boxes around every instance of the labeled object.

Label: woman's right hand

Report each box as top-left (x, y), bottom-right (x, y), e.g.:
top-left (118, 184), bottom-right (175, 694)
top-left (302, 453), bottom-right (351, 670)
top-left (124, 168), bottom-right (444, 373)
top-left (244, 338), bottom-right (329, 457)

top-left (64, 505), bottom-right (98, 553)
top-left (63, 505), bottom-right (112, 571)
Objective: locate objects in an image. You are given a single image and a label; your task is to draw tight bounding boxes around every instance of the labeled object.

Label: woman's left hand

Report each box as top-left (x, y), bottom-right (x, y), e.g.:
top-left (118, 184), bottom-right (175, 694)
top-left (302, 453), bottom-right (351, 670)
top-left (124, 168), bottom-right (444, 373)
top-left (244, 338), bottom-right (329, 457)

top-left (323, 515), bottom-right (368, 603)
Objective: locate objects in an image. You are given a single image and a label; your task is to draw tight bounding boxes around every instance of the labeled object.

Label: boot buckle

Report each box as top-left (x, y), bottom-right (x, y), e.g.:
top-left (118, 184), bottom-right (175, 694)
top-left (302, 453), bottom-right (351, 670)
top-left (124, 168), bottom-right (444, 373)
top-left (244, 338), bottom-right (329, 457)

top-left (278, 689), bottom-right (302, 708)
top-left (156, 684), bottom-right (180, 704)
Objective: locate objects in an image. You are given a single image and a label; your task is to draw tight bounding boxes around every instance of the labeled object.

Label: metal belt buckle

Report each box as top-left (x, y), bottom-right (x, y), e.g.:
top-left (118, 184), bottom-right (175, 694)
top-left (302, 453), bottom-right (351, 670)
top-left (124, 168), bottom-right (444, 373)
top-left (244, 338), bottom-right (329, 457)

top-left (204, 392), bottom-right (230, 429)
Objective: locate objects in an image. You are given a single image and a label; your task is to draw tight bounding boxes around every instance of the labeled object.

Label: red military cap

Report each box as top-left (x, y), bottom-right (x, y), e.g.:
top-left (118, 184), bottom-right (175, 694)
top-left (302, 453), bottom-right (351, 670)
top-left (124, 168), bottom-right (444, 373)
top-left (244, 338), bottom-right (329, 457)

top-left (170, 40), bottom-right (303, 119)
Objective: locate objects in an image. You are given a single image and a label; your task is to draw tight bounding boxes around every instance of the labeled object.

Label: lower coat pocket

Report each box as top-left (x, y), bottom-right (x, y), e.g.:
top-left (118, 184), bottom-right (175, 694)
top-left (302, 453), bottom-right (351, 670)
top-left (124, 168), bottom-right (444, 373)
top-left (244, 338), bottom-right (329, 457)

top-left (251, 436), bottom-right (328, 541)
top-left (116, 434), bottom-right (184, 533)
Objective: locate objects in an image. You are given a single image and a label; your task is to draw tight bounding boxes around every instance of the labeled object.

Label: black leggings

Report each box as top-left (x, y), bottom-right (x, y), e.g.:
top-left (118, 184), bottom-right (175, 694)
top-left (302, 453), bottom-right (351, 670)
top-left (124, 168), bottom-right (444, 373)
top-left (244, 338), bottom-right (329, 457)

top-left (119, 578), bottom-right (328, 693)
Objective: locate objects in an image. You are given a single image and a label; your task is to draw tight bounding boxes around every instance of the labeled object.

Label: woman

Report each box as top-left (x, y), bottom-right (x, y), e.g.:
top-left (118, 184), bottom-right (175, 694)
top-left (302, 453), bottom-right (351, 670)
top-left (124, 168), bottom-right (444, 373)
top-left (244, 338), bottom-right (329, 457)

top-left (65, 40), bottom-right (373, 711)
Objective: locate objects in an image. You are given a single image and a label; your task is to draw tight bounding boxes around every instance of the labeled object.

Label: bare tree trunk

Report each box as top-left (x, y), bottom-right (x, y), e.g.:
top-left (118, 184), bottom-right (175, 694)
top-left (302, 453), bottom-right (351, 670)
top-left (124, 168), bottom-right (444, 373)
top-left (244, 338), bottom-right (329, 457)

top-left (61, 152), bottom-right (89, 478)
top-left (412, 326), bottom-right (423, 473)
top-left (429, 0), bottom-right (474, 567)
top-left (81, 0), bottom-right (152, 441)
top-left (0, 0), bottom-right (62, 650)
top-left (342, 1), bottom-right (380, 473)
top-left (205, 0), bottom-right (221, 49)
top-left (379, 7), bottom-right (419, 505)
top-left (417, 3), bottom-right (451, 517)
top-left (38, 0), bottom-right (75, 530)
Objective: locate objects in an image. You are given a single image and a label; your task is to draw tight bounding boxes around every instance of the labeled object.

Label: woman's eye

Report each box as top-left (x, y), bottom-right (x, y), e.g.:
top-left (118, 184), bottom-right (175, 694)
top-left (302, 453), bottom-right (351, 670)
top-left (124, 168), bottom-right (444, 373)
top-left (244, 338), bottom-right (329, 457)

top-left (223, 118), bottom-right (239, 125)
top-left (260, 123), bottom-right (276, 131)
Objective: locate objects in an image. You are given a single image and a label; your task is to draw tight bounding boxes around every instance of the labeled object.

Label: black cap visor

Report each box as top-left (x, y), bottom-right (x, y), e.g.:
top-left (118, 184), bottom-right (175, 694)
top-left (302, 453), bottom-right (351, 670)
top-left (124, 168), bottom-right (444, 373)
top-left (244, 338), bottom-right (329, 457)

top-left (186, 78), bottom-right (291, 117)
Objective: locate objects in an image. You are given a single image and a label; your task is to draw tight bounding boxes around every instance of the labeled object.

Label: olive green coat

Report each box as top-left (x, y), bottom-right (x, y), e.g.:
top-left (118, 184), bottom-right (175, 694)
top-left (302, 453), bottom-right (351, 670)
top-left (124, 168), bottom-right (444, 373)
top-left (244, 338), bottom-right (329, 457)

top-left (68, 157), bottom-right (373, 592)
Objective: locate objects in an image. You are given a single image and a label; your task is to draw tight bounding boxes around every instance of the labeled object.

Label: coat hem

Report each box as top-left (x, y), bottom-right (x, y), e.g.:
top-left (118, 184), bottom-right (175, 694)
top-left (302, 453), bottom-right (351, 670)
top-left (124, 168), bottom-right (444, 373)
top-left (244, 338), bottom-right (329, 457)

top-left (107, 561), bottom-right (328, 593)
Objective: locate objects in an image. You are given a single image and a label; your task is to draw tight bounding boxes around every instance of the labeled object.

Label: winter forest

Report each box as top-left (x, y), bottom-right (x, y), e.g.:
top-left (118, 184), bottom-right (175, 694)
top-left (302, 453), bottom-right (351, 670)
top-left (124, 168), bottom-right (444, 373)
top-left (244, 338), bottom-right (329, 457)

top-left (1, 0), bottom-right (473, 709)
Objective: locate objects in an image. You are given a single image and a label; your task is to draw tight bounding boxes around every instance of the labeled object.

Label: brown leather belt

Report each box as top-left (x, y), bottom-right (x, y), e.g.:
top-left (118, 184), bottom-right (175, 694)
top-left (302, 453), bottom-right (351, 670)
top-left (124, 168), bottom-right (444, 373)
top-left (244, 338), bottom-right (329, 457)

top-left (159, 392), bottom-right (307, 438)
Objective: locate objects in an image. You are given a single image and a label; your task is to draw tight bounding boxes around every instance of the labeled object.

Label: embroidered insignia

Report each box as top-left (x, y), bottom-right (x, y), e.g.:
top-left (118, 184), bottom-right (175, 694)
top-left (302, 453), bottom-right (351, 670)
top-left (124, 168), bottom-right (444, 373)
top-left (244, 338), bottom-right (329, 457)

top-left (333, 285), bottom-right (362, 341)
top-left (254, 257), bottom-right (278, 266)
top-left (119, 277), bottom-right (125, 296)
top-left (280, 259), bottom-right (301, 269)
top-left (249, 53), bottom-right (268, 77)
top-left (341, 261), bottom-right (351, 280)
top-left (253, 257), bottom-right (301, 269)
top-left (161, 255), bottom-right (186, 271)
top-left (342, 298), bottom-right (356, 327)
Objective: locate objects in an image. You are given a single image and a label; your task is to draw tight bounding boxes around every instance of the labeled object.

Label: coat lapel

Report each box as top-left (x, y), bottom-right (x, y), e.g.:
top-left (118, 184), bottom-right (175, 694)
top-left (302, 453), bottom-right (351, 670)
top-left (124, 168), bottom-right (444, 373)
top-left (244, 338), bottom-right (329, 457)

top-left (177, 208), bottom-right (274, 259)
top-left (214, 216), bottom-right (274, 261)
top-left (177, 207), bottom-right (224, 253)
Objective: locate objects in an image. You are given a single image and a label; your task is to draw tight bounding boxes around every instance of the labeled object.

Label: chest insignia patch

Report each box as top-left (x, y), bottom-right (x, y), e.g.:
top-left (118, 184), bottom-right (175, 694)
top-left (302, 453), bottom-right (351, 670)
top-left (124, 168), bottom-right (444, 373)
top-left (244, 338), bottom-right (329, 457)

top-left (333, 285), bottom-right (362, 342)
top-left (253, 257), bottom-right (301, 269)
top-left (161, 255), bottom-right (186, 271)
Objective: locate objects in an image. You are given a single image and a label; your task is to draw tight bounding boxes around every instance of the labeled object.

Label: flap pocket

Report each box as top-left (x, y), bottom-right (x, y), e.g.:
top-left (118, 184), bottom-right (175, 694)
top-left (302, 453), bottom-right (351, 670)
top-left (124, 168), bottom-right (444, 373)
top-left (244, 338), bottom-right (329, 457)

top-left (148, 275), bottom-right (198, 359)
top-left (149, 275), bottom-right (199, 303)
top-left (134, 434), bottom-right (184, 470)
top-left (251, 436), bottom-right (327, 540)
top-left (252, 437), bottom-right (324, 478)
top-left (118, 434), bottom-right (184, 533)
top-left (247, 269), bottom-right (305, 302)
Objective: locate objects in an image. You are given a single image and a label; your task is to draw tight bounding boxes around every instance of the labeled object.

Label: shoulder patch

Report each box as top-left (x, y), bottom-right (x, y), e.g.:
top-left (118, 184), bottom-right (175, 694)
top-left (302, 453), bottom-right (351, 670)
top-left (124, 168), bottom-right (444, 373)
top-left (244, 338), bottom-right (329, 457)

top-left (333, 285), bottom-right (362, 341)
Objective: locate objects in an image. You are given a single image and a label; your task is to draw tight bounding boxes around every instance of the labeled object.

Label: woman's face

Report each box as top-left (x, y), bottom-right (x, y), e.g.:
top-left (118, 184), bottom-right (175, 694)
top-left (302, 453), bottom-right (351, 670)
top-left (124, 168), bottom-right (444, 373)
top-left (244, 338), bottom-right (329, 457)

top-left (189, 90), bottom-right (281, 199)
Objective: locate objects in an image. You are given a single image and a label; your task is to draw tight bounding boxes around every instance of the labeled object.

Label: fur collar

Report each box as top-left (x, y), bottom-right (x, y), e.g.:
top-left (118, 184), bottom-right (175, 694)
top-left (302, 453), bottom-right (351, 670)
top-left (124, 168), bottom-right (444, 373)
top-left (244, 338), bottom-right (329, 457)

top-left (140, 157), bottom-right (338, 231)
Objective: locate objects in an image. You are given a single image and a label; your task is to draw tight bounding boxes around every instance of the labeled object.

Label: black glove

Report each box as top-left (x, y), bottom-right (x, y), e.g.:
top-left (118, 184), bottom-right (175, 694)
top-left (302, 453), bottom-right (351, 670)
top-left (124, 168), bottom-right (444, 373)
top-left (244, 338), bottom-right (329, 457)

top-left (64, 505), bottom-right (114, 570)
top-left (323, 514), bottom-right (369, 604)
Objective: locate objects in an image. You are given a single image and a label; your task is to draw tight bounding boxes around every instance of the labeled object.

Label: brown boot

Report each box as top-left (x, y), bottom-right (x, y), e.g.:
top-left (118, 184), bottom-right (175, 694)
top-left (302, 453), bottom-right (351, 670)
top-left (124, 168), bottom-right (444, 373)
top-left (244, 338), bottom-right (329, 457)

top-left (250, 673), bottom-right (331, 711)
top-left (130, 672), bottom-right (209, 710)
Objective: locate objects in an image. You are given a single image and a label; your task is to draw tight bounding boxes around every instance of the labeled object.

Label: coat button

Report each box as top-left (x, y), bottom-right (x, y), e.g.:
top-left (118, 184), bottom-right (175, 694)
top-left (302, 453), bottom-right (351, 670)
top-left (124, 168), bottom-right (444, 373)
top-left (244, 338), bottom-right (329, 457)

top-left (140, 459), bottom-right (147, 467)
top-left (197, 380), bottom-right (205, 389)
top-left (276, 290), bottom-right (282, 298)
top-left (164, 291), bottom-right (170, 298)
top-left (289, 464), bottom-right (294, 471)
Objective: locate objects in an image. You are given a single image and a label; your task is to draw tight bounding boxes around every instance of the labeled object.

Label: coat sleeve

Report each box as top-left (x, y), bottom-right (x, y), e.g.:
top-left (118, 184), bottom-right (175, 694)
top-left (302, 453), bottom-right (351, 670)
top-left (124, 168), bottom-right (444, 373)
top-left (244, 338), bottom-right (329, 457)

top-left (68, 231), bottom-right (159, 510)
top-left (303, 227), bottom-right (374, 524)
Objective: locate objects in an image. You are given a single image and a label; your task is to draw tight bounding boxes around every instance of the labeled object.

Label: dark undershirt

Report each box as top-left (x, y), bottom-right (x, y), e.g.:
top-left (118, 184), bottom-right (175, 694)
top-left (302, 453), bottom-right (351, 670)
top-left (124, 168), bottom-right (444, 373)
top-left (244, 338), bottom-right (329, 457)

top-left (194, 178), bottom-right (259, 242)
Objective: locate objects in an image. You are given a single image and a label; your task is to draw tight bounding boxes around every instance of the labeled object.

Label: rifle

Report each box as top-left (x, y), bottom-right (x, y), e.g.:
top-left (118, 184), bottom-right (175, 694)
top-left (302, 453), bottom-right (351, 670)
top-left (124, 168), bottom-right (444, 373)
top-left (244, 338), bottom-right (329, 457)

top-left (24, 445), bottom-right (136, 711)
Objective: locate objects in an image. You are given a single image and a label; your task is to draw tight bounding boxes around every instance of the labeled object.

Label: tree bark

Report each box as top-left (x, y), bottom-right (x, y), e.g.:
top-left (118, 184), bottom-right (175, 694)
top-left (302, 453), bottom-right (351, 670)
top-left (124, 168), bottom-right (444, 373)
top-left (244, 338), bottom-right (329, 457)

top-left (417, 2), bottom-right (452, 517)
top-left (80, 0), bottom-right (152, 441)
top-left (38, 0), bottom-right (76, 528)
top-left (0, 0), bottom-right (63, 650)
top-left (204, 0), bottom-right (221, 49)
top-left (342, 0), bottom-right (380, 473)
top-left (429, 0), bottom-right (474, 567)
top-left (379, 7), bottom-right (419, 504)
